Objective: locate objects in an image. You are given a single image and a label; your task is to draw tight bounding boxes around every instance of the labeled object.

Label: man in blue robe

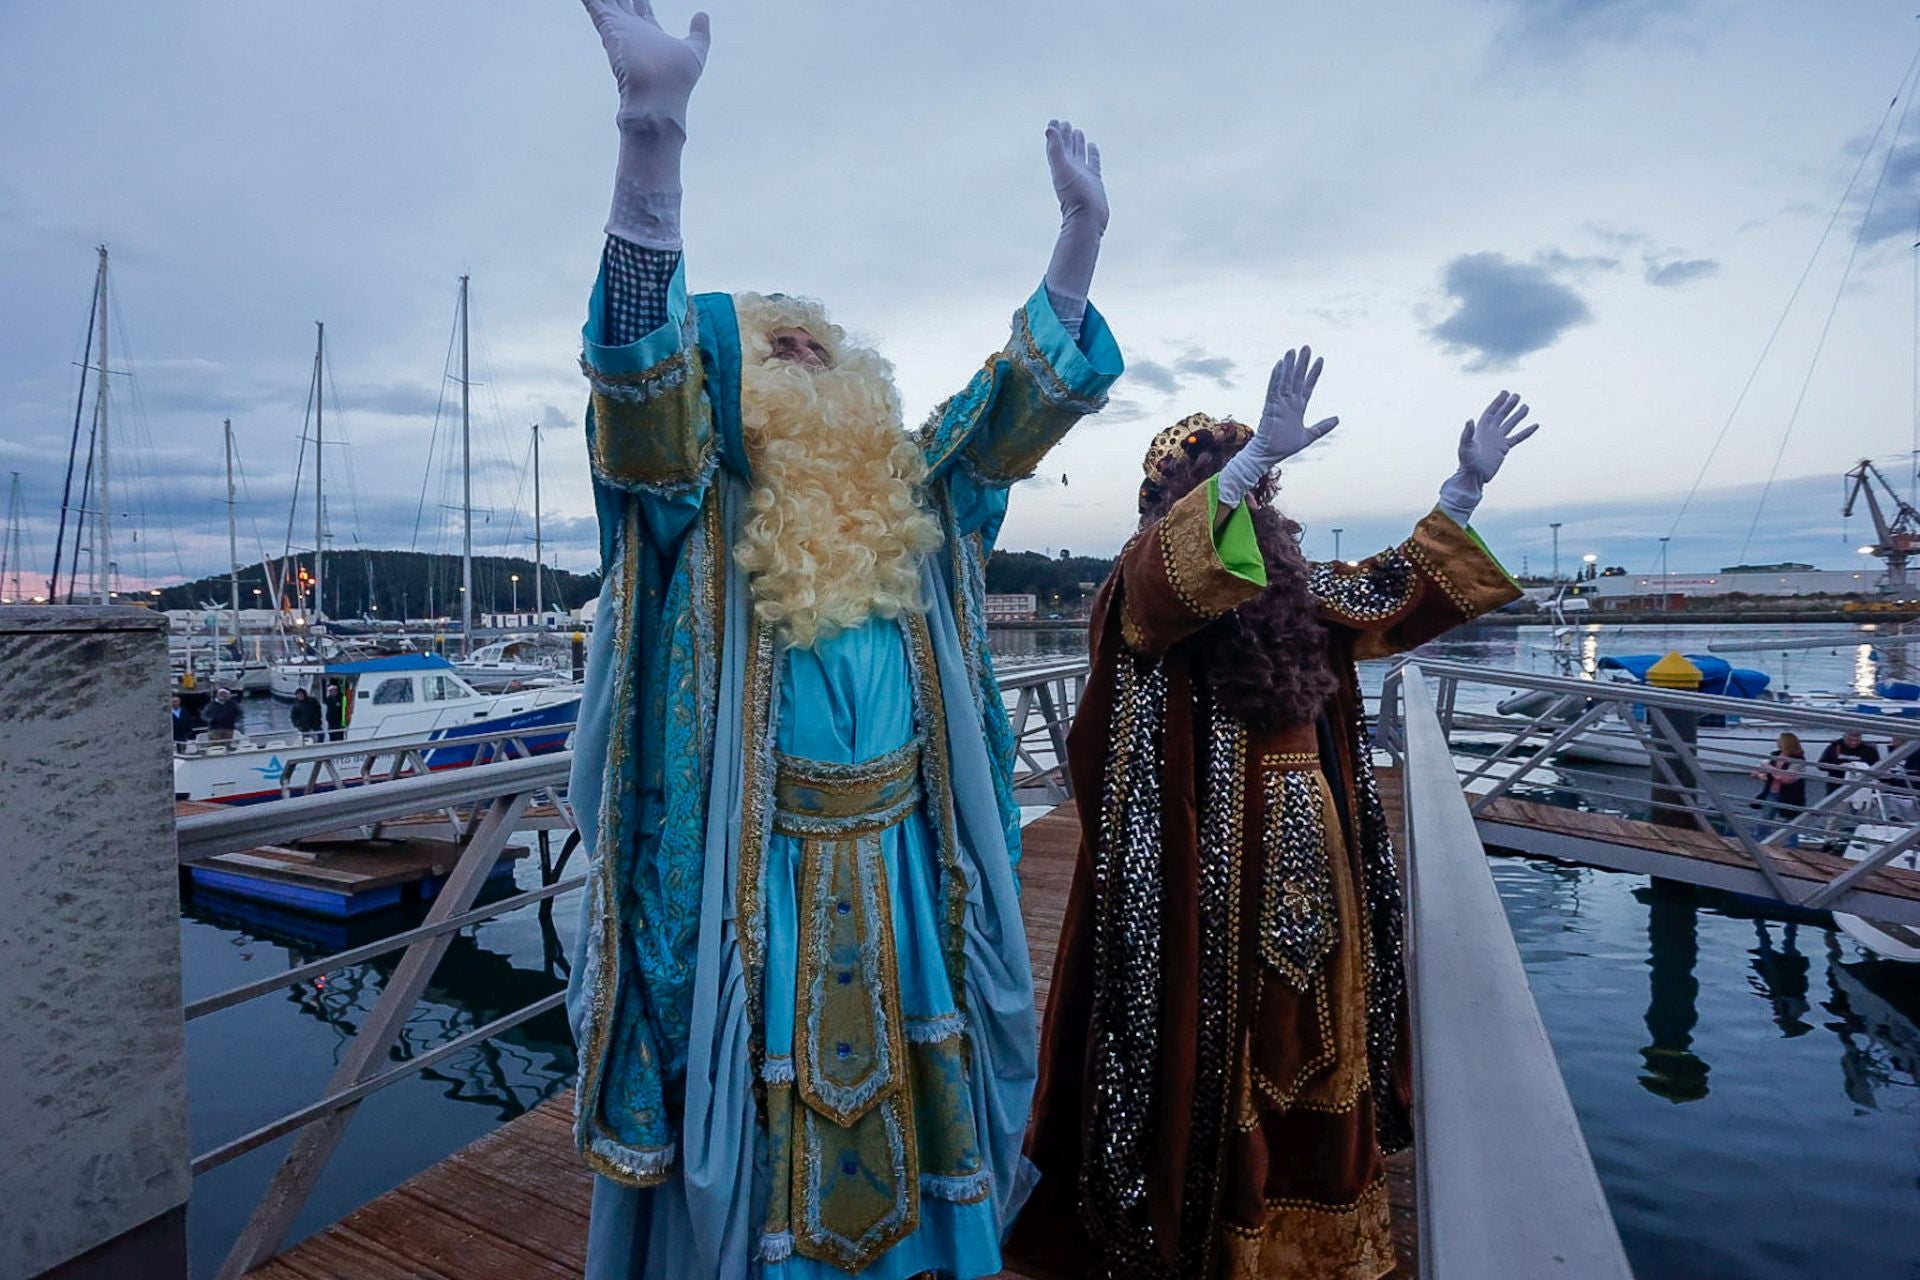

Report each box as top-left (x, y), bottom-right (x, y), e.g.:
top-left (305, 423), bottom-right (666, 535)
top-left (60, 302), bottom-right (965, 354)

top-left (564, 4), bottom-right (1124, 1277)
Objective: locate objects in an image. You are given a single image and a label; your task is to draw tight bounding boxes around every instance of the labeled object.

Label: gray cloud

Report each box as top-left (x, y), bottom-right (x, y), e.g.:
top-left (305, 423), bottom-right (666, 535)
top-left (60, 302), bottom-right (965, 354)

top-left (1855, 136), bottom-right (1920, 248)
top-left (1120, 350), bottom-right (1238, 399)
top-left (1428, 252), bottom-right (1594, 370)
top-left (1533, 248), bottom-right (1619, 276)
top-left (1490, 0), bottom-right (1696, 56)
top-left (1644, 256), bottom-right (1719, 287)
top-left (1125, 360), bottom-right (1181, 396)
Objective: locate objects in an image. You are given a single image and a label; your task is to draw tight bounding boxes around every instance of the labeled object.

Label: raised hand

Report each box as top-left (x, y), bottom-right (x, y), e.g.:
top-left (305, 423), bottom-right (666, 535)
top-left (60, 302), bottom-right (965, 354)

top-left (1256, 346), bottom-right (1341, 461)
top-left (1046, 119), bottom-right (1108, 234)
top-left (1216, 345), bottom-right (1341, 507)
top-left (582, 0), bottom-right (711, 138)
top-left (1454, 391), bottom-right (1538, 483)
top-left (1438, 390), bottom-right (1540, 522)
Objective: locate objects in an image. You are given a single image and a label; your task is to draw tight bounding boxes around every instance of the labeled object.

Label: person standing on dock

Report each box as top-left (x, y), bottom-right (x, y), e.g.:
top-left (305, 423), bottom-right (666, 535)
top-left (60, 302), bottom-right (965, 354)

top-left (1008, 351), bottom-right (1535, 1280)
top-left (564, 3), bottom-right (1123, 1277)
top-left (289, 687), bottom-right (324, 742)
top-left (203, 687), bottom-right (242, 744)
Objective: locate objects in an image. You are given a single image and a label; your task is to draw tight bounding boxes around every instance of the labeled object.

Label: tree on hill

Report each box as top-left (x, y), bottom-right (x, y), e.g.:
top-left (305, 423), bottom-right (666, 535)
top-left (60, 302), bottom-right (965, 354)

top-left (153, 549), bottom-right (601, 620)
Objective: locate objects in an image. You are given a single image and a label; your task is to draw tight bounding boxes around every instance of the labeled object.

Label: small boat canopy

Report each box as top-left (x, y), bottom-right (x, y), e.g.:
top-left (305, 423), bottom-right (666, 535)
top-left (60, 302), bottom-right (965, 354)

top-left (322, 653), bottom-right (458, 676)
top-left (1598, 653), bottom-right (1771, 699)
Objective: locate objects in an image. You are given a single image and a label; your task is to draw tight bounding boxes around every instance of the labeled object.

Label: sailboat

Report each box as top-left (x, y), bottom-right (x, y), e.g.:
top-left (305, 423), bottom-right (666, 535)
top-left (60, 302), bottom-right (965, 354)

top-left (268, 321), bottom-right (354, 700)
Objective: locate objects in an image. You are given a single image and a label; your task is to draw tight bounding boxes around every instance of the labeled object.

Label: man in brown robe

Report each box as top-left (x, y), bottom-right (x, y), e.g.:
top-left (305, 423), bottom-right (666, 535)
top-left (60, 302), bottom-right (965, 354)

top-left (1007, 347), bottom-right (1537, 1279)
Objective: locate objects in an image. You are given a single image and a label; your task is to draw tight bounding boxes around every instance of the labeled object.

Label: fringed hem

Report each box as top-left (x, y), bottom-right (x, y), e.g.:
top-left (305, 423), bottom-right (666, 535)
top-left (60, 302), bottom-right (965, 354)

top-left (922, 1167), bottom-right (995, 1204)
top-left (580, 1127), bottom-right (676, 1188)
top-left (905, 1010), bottom-right (969, 1044)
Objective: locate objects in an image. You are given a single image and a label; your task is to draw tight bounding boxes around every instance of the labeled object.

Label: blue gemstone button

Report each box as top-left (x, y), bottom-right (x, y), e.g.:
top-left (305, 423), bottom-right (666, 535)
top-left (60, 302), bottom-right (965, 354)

top-left (836, 1041), bottom-right (852, 1058)
top-left (841, 1157), bottom-right (859, 1175)
top-left (837, 971), bottom-right (853, 986)
top-left (836, 900), bottom-right (851, 916)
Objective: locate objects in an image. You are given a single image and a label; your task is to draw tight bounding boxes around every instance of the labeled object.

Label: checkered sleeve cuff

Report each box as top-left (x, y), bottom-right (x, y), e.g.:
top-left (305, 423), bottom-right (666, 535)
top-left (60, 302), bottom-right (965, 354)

top-left (601, 236), bottom-right (682, 347)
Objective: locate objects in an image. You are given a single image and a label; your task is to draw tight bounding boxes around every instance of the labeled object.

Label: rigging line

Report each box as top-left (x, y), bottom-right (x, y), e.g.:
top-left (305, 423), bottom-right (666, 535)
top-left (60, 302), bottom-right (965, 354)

top-left (282, 347), bottom-right (319, 566)
top-left (1736, 59), bottom-right (1920, 565)
top-left (49, 281), bottom-right (98, 600)
top-left (108, 290), bottom-right (187, 580)
top-left (1661, 39), bottom-right (1920, 558)
top-left (411, 300), bottom-right (460, 551)
top-left (322, 354), bottom-right (364, 545)
top-left (1912, 202), bottom-right (1920, 508)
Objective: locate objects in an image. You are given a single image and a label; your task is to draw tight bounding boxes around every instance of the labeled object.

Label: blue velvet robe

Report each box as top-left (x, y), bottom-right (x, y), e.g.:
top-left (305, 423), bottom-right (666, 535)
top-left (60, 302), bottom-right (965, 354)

top-left (566, 259), bottom-right (1123, 1278)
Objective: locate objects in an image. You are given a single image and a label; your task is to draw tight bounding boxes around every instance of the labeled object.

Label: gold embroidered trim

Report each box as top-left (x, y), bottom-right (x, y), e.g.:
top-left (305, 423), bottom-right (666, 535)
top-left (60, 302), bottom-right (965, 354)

top-left (1159, 482), bottom-right (1262, 621)
top-left (1220, 1174), bottom-right (1395, 1280)
top-left (1120, 598), bottom-right (1149, 652)
top-left (736, 622), bottom-right (782, 1100)
top-left (904, 613), bottom-right (971, 1032)
top-left (1403, 535), bottom-right (1472, 617)
top-left (773, 744), bottom-right (924, 835)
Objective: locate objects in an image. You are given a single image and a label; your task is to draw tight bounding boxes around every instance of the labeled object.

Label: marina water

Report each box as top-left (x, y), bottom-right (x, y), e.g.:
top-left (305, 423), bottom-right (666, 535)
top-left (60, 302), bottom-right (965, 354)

top-left (181, 622), bottom-right (1920, 1279)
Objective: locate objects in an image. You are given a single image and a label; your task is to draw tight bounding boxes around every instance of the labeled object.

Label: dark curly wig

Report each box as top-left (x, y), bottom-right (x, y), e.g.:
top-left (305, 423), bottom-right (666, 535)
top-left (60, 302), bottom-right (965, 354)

top-left (1139, 427), bottom-right (1339, 731)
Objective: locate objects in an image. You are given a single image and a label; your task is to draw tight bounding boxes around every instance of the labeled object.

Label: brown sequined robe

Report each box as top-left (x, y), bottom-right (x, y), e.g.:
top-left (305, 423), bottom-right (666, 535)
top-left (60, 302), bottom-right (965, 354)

top-left (1006, 487), bottom-right (1519, 1280)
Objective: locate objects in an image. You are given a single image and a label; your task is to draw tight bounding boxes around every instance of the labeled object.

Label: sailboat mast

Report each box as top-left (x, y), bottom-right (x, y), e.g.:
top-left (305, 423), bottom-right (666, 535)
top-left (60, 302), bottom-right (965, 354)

top-left (459, 275), bottom-right (473, 654)
top-left (225, 418), bottom-right (241, 642)
top-left (94, 245), bottom-right (111, 606)
top-left (2, 472), bottom-right (21, 604)
top-left (313, 321), bottom-right (325, 624)
top-left (532, 422), bottom-right (543, 624)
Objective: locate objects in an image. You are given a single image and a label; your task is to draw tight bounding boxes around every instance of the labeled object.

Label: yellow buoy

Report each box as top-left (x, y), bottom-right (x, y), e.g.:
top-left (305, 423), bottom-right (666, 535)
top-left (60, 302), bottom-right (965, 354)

top-left (1646, 651), bottom-right (1702, 690)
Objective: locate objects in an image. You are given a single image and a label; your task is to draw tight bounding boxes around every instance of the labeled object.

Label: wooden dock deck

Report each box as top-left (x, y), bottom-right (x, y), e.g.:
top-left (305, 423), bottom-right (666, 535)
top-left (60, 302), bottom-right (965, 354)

top-left (247, 802), bottom-right (1417, 1280)
top-left (176, 799), bottom-right (546, 917)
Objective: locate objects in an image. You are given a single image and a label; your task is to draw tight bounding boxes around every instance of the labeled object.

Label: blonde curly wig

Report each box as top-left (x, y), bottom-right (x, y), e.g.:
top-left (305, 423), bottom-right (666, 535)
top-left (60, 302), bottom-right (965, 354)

top-left (732, 292), bottom-right (944, 649)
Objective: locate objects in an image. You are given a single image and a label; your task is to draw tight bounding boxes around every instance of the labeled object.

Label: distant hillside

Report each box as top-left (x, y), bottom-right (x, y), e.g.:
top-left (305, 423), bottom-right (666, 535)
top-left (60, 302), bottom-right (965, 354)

top-left (986, 550), bottom-right (1115, 610)
top-left (155, 550), bottom-right (602, 618)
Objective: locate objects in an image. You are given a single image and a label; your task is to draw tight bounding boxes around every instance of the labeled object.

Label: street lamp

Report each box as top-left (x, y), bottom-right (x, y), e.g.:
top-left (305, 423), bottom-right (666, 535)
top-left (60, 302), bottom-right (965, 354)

top-left (1331, 527), bottom-right (1344, 562)
top-left (511, 573), bottom-right (520, 614)
top-left (1658, 536), bottom-right (1671, 611)
top-left (1550, 522), bottom-right (1563, 581)
top-left (1582, 552), bottom-right (1598, 583)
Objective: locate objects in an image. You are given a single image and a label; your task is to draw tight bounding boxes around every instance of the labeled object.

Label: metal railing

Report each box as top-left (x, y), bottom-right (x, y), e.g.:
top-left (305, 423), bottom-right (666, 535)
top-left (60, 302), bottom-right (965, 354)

top-left (1397, 666), bottom-right (1634, 1279)
top-left (177, 753), bottom-right (580, 1280)
top-left (1375, 659), bottom-right (1920, 924)
top-left (998, 658), bottom-right (1087, 802)
top-left (176, 719), bottom-right (576, 806)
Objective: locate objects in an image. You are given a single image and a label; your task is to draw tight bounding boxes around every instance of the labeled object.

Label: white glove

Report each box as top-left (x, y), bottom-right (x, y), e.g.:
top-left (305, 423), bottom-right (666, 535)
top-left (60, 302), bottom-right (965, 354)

top-left (1437, 391), bottom-right (1539, 524)
top-left (1216, 346), bottom-right (1340, 507)
top-left (583, 0), bottom-right (712, 249)
top-left (1042, 119), bottom-right (1108, 336)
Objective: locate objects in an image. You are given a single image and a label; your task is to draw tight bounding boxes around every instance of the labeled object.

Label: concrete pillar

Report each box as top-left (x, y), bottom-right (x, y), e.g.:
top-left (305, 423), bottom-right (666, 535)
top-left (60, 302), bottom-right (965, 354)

top-left (0, 608), bottom-right (188, 1279)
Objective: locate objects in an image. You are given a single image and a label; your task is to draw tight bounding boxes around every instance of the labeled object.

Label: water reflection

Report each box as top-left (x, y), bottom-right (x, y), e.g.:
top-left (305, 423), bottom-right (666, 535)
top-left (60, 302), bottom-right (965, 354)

top-left (1855, 643), bottom-right (1878, 697)
top-left (184, 888), bottom-right (577, 1123)
top-left (1746, 919), bottom-right (1812, 1038)
top-left (1636, 882), bottom-right (1711, 1102)
top-left (1822, 942), bottom-right (1920, 1111)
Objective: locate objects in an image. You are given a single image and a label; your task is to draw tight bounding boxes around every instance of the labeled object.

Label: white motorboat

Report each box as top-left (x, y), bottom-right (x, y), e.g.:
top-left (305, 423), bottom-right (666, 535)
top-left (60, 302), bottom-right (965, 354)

top-left (455, 638), bottom-right (560, 692)
top-left (1830, 781), bottom-right (1920, 963)
top-left (176, 654), bottom-right (580, 804)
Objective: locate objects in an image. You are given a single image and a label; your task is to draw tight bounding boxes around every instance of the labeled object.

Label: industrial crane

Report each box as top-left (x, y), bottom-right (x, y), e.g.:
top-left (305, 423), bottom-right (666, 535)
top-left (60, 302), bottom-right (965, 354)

top-left (1842, 458), bottom-right (1920, 592)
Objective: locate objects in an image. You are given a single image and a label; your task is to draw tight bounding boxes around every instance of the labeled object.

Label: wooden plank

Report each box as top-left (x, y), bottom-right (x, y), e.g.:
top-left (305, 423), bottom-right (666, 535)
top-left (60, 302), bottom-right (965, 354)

top-left (207, 852), bottom-right (371, 885)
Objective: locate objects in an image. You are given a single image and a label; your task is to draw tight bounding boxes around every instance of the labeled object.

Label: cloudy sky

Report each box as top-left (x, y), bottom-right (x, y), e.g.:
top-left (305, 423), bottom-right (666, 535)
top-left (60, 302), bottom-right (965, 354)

top-left (6, 0), bottom-right (1920, 596)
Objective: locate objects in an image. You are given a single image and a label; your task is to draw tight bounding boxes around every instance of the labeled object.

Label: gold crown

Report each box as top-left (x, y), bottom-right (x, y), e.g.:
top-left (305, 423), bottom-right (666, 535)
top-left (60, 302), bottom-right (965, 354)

top-left (1142, 413), bottom-right (1252, 476)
